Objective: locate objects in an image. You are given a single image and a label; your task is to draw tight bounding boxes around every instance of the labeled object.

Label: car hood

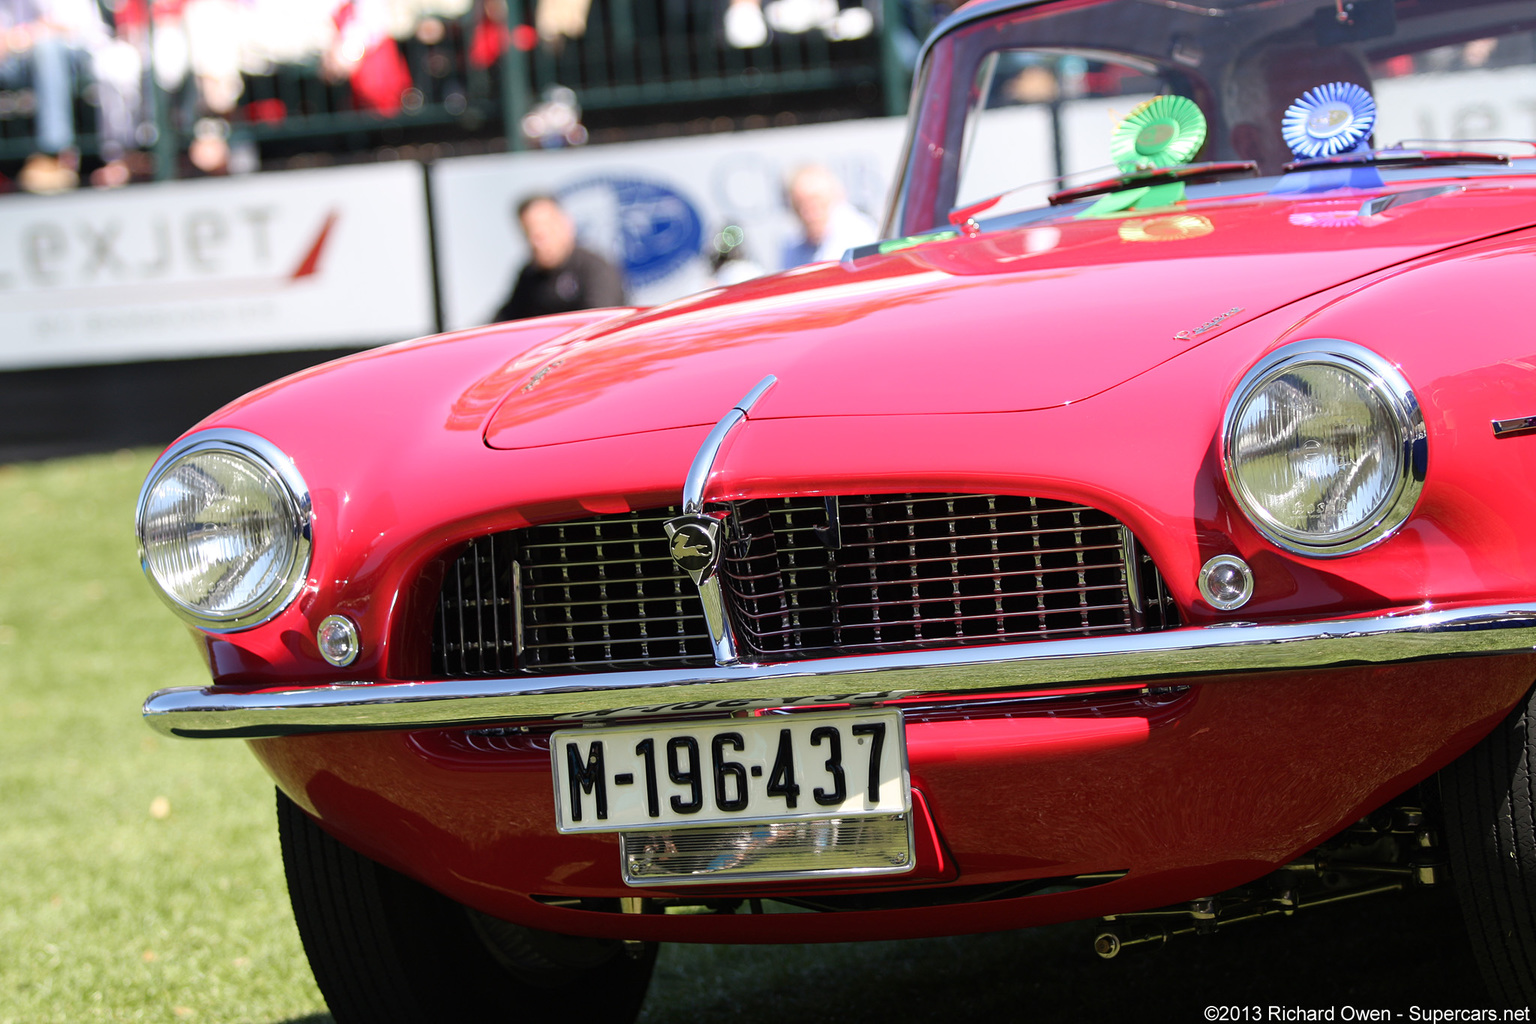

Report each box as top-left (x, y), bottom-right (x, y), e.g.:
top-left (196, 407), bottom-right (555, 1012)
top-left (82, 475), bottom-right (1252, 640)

top-left (486, 183), bottom-right (1536, 449)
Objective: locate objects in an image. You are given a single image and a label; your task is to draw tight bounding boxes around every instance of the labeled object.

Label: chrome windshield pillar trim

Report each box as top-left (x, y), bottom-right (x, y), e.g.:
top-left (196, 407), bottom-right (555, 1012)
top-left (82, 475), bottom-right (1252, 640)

top-left (144, 602), bottom-right (1536, 739)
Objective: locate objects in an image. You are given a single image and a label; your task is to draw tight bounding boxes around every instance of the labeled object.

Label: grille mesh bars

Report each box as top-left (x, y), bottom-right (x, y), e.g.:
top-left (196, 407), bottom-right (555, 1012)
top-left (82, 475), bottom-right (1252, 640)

top-left (431, 495), bottom-right (1176, 677)
top-left (722, 495), bottom-right (1140, 658)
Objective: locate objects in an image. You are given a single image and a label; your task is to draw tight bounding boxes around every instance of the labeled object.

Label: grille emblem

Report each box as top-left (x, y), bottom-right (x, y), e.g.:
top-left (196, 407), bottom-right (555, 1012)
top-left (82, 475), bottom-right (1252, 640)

top-left (664, 515), bottom-right (722, 581)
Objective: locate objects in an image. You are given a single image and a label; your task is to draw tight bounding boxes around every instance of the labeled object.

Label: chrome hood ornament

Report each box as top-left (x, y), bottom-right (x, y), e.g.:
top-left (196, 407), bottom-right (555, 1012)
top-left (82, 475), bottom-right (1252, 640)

top-left (665, 375), bottom-right (777, 665)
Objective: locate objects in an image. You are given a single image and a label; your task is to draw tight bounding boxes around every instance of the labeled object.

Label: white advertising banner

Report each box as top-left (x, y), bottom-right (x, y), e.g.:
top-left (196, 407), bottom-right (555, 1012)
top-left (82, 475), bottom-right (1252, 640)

top-left (0, 162), bottom-right (436, 370)
top-left (430, 117), bottom-right (909, 331)
top-left (3, 73), bottom-right (1515, 373)
top-left (1375, 66), bottom-right (1536, 145)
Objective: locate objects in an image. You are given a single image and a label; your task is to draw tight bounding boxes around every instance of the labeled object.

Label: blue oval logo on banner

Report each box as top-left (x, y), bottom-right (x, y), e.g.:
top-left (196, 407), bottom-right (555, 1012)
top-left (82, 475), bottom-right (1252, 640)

top-left (560, 177), bottom-right (703, 287)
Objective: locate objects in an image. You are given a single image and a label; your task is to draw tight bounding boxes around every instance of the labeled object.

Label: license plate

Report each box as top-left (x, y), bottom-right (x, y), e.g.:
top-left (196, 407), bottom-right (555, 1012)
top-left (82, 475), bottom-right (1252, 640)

top-left (551, 709), bottom-right (908, 833)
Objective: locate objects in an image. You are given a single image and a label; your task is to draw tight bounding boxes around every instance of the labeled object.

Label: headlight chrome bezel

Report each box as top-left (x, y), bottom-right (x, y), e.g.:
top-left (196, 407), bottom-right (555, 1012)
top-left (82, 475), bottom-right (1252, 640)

top-left (135, 428), bottom-right (314, 632)
top-left (1221, 339), bottom-right (1427, 559)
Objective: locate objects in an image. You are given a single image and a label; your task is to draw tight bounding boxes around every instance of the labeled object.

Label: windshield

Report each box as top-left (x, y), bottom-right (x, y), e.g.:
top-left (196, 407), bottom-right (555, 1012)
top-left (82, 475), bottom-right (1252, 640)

top-left (888, 0), bottom-right (1536, 235)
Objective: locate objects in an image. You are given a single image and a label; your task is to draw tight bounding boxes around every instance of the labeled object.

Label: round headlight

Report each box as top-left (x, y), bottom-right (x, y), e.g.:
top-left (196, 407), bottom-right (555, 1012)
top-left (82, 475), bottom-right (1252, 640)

top-left (136, 429), bottom-right (312, 630)
top-left (1222, 340), bottom-right (1425, 557)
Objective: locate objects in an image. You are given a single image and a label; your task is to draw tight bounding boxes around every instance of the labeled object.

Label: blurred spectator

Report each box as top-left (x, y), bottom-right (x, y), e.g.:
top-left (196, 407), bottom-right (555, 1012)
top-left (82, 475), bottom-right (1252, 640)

top-left (323, 0), bottom-right (467, 115)
top-left (724, 0), bottom-right (767, 49)
top-left (467, 0), bottom-right (509, 67)
top-left (493, 193), bottom-right (626, 322)
top-left (184, 0), bottom-right (242, 114)
top-left (781, 163), bottom-right (878, 268)
top-left (724, 0), bottom-right (872, 47)
top-left (326, 0), bottom-right (411, 115)
top-left (2, 0), bottom-right (115, 192)
top-left (87, 25), bottom-right (144, 187)
top-left (521, 84), bottom-right (586, 147)
top-left (0, 0), bottom-right (900, 189)
top-left (186, 114), bottom-right (228, 172)
top-left (535, 0), bottom-right (588, 49)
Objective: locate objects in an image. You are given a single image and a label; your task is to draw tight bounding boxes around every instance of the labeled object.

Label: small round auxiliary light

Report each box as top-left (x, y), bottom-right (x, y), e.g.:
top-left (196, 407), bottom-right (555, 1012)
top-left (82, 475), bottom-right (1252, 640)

top-left (316, 614), bottom-right (361, 667)
top-left (1198, 555), bottom-right (1254, 611)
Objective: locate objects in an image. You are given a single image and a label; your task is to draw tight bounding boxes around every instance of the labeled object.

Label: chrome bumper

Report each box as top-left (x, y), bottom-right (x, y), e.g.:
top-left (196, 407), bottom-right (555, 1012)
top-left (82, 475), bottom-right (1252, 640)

top-left (143, 603), bottom-right (1536, 738)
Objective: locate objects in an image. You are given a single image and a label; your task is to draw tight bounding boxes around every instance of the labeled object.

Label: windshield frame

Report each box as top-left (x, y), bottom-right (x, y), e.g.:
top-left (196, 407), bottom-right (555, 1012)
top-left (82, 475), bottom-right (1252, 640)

top-left (884, 0), bottom-right (1536, 237)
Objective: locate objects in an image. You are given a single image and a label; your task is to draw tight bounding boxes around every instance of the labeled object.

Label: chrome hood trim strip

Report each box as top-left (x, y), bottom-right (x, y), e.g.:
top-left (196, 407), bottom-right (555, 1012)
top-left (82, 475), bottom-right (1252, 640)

top-left (670, 373), bottom-right (777, 666)
top-left (144, 603), bottom-right (1536, 738)
top-left (682, 374), bottom-right (776, 515)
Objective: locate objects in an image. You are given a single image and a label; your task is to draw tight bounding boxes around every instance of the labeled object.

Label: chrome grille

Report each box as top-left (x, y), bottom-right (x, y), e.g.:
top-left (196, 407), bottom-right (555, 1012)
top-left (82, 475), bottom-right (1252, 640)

top-left (721, 494), bottom-right (1157, 659)
top-left (432, 507), bottom-right (715, 676)
top-left (429, 495), bottom-right (1176, 677)
top-left (435, 532), bottom-right (518, 676)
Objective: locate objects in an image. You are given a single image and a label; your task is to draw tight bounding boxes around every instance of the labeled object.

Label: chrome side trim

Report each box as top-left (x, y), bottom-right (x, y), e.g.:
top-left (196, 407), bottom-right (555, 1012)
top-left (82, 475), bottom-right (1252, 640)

top-left (1493, 416), bottom-right (1536, 439)
top-left (144, 602), bottom-right (1536, 739)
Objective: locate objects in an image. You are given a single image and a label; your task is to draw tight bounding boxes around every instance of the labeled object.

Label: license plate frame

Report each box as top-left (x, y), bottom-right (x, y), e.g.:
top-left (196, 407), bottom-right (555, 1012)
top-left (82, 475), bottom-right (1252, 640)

top-left (550, 709), bottom-right (909, 834)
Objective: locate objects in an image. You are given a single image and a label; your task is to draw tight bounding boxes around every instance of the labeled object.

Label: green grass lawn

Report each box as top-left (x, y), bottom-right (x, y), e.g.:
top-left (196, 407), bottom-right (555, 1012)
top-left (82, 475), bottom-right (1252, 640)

top-left (0, 450), bottom-right (1495, 1023)
top-left (0, 451), bottom-right (326, 1023)
top-left (0, 450), bottom-right (1077, 1024)
top-left (0, 450), bottom-right (1099, 1024)
top-left (0, 450), bottom-right (1117, 1024)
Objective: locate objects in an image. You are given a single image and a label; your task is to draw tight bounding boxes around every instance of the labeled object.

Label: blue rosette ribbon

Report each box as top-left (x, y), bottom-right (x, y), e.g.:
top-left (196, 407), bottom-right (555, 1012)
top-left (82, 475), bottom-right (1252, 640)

top-left (1282, 81), bottom-right (1377, 159)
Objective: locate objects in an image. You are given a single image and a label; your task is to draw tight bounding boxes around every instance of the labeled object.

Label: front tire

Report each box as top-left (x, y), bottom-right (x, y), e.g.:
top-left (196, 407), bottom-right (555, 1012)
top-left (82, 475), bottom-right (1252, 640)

top-left (276, 789), bottom-right (657, 1024)
top-left (1441, 686), bottom-right (1536, 1007)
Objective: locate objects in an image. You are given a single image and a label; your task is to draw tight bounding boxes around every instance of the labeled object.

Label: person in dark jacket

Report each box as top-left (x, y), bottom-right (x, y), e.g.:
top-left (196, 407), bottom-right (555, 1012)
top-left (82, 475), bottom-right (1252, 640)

top-left (492, 194), bottom-right (627, 322)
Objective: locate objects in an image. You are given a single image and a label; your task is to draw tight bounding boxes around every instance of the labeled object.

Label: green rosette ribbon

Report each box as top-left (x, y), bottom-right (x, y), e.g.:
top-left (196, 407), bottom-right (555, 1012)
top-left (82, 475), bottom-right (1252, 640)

top-left (1083, 95), bottom-right (1207, 217)
top-left (1110, 95), bottom-right (1207, 172)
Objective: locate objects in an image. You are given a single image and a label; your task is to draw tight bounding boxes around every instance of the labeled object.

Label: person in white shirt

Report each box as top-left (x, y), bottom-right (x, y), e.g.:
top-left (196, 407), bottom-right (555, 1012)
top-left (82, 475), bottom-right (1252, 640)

top-left (781, 163), bottom-right (879, 269)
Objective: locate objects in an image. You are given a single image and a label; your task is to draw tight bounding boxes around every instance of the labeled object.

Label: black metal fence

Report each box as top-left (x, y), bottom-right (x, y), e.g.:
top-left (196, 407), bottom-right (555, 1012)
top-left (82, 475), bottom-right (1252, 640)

top-left (0, 0), bottom-right (940, 181)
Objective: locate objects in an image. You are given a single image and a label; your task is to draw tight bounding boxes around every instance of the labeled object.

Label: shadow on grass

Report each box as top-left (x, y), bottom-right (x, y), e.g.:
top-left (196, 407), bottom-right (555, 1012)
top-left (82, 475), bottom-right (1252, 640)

top-left (261, 889), bottom-right (1483, 1024)
top-left (638, 886), bottom-right (1483, 1022)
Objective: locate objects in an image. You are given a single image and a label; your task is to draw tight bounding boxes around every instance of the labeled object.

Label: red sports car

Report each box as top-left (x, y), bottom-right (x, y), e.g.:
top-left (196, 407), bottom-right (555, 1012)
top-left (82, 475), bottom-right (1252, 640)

top-left (139, 0), bottom-right (1536, 1017)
